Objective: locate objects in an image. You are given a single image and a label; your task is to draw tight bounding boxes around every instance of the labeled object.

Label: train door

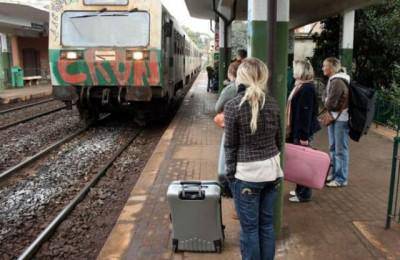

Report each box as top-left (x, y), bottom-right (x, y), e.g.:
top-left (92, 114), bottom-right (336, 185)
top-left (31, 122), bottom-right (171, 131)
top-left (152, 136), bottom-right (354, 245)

top-left (162, 16), bottom-right (174, 100)
top-left (183, 36), bottom-right (186, 83)
top-left (173, 31), bottom-right (179, 85)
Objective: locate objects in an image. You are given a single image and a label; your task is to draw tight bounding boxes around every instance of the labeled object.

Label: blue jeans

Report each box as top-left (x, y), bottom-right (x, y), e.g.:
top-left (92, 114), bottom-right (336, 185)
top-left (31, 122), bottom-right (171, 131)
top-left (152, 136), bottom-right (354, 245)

top-left (328, 121), bottom-right (350, 184)
top-left (230, 179), bottom-right (277, 260)
top-left (218, 134), bottom-right (226, 176)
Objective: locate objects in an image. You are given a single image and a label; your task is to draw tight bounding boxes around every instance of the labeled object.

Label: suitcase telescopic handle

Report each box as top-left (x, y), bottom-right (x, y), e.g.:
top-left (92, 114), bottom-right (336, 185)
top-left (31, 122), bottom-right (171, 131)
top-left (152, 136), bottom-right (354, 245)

top-left (180, 181), bottom-right (202, 186)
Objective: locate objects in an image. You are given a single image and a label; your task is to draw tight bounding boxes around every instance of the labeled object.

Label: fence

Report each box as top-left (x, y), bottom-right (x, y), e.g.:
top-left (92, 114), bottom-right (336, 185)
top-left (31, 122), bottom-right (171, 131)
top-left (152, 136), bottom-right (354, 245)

top-left (374, 93), bottom-right (400, 133)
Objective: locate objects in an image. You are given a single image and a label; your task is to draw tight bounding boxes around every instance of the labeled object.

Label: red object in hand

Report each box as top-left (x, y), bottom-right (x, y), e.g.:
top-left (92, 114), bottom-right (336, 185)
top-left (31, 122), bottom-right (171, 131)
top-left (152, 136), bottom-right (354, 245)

top-left (214, 113), bottom-right (225, 128)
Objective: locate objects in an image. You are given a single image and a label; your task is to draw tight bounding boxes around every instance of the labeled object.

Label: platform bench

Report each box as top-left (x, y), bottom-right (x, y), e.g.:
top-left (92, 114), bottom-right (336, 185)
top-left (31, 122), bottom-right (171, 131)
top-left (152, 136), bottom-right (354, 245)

top-left (23, 76), bottom-right (42, 86)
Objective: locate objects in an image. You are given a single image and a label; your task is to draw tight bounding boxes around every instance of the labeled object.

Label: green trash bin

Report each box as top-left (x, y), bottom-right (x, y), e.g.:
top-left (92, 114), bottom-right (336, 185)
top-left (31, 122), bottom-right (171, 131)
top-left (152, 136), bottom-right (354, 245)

top-left (11, 66), bottom-right (24, 88)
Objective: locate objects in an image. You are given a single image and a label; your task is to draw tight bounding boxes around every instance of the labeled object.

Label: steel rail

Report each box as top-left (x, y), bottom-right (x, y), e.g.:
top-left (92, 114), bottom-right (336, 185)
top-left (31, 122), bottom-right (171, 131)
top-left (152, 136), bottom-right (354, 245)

top-left (0, 98), bottom-right (55, 115)
top-left (17, 128), bottom-right (143, 260)
top-left (0, 105), bottom-right (67, 131)
top-left (0, 114), bottom-right (110, 180)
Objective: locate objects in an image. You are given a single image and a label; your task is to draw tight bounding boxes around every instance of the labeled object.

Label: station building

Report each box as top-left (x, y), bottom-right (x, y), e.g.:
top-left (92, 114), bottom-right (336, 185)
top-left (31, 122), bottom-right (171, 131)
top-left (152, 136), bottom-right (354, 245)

top-left (0, 0), bottom-right (49, 89)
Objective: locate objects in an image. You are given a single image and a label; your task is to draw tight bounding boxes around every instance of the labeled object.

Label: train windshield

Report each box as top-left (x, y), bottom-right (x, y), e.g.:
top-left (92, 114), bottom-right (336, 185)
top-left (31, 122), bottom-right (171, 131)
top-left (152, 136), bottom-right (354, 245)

top-left (61, 11), bottom-right (149, 47)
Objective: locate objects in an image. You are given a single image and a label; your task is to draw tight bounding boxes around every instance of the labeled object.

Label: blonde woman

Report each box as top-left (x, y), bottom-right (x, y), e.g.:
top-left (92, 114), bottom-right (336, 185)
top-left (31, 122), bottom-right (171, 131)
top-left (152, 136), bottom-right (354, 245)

top-left (286, 60), bottom-right (321, 202)
top-left (322, 57), bottom-right (351, 187)
top-left (224, 58), bottom-right (282, 260)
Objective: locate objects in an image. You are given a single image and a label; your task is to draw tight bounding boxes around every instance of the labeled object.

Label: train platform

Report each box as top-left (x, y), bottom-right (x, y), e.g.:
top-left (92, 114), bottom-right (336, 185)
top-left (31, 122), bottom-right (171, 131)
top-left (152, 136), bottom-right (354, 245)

top-left (98, 72), bottom-right (400, 260)
top-left (0, 84), bottom-right (52, 104)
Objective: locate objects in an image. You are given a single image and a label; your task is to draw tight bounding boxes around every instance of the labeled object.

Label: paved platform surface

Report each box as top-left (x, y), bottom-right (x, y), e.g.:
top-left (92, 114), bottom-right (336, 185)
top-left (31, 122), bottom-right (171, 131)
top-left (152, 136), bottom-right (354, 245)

top-left (0, 85), bottom-right (52, 104)
top-left (98, 73), bottom-right (400, 260)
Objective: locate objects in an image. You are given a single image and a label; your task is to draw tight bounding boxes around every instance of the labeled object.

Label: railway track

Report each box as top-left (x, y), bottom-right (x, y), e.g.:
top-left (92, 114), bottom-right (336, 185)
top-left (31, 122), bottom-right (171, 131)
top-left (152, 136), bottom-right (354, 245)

top-left (17, 128), bottom-right (143, 260)
top-left (0, 98), bottom-right (55, 115)
top-left (0, 105), bottom-right (68, 131)
top-left (0, 114), bottom-right (109, 181)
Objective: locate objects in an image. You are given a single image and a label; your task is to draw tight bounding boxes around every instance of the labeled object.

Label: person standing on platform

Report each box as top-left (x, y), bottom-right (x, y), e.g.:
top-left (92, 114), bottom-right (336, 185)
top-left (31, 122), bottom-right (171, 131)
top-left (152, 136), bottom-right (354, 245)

top-left (286, 60), bottom-right (321, 202)
top-left (322, 57), bottom-right (351, 188)
top-left (206, 66), bottom-right (215, 92)
top-left (224, 58), bottom-right (283, 260)
top-left (236, 49), bottom-right (247, 64)
top-left (215, 61), bottom-right (240, 198)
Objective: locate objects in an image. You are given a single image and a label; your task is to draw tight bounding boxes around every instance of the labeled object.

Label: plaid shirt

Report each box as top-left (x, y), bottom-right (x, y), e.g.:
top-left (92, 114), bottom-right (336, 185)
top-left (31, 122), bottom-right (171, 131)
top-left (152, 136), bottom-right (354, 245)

top-left (224, 92), bottom-right (282, 177)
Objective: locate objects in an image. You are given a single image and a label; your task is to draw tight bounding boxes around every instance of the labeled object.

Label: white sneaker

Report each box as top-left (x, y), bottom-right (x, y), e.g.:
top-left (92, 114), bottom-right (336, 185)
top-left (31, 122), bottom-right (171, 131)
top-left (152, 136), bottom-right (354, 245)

top-left (326, 180), bottom-right (346, 188)
top-left (326, 173), bottom-right (334, 182)
top-left (289, 196), bottom-right (301, 203)
top-left (289, 190), bottom-right (296, 196)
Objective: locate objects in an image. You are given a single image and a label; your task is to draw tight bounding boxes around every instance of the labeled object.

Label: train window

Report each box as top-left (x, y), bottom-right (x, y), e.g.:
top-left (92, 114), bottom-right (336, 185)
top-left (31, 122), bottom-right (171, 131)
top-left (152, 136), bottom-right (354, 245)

top-left (62, 11), bottom-right (149, 47)
top-left (84, 0), bottom-right (128, 5)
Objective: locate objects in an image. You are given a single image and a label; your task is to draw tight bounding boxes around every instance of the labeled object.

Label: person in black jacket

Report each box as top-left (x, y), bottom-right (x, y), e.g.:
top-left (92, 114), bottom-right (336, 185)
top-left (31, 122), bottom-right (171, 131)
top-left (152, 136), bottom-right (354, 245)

top-left (286, 60), bottom-right (321, 202)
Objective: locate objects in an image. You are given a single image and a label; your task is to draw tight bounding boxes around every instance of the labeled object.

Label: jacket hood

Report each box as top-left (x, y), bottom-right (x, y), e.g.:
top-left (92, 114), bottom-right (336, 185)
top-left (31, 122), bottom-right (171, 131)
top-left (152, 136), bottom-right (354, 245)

top-left (330, 72), bottom-right (350, 84)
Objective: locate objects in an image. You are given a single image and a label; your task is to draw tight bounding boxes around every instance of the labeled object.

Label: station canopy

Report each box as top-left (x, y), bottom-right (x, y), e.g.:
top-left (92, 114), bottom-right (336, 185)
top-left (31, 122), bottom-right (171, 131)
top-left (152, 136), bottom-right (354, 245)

top-left (184, 0), bottom-right (382, 29)
top-left (0, 1), bottom-right (48, 35)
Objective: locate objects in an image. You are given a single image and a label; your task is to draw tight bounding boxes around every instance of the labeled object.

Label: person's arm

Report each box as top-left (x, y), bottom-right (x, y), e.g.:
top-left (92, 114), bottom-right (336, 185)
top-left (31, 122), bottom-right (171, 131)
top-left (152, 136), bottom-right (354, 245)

top-left (215, 85), bottom-right (236, 113)
top-left (325, 79), bottom-right (347, 111)
top-left (224, 100), bottom-right (239, 178)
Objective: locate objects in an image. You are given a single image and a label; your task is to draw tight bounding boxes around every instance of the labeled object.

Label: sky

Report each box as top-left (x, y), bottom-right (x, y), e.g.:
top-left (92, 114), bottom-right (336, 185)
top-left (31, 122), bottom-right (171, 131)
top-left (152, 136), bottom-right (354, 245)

top-left (161, 0), bottom-right (212, 35)
top-left (20, 0), bottom-right (213, 35)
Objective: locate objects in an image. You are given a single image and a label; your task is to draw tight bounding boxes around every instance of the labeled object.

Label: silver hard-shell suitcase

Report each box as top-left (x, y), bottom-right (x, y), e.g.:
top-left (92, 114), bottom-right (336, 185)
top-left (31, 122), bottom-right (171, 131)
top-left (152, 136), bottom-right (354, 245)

top-left (167, 180), bottom-right (224, 253)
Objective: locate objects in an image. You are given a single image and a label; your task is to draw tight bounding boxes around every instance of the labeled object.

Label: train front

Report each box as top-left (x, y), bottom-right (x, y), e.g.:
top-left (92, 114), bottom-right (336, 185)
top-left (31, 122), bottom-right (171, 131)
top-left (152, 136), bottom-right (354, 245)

top-left (49, 0), bottom-right (163, 118)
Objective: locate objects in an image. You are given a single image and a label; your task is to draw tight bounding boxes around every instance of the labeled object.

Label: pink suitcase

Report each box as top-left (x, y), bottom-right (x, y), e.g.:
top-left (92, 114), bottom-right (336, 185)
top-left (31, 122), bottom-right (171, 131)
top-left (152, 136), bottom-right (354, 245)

top-left (284, 143), bottom-right (331, 189)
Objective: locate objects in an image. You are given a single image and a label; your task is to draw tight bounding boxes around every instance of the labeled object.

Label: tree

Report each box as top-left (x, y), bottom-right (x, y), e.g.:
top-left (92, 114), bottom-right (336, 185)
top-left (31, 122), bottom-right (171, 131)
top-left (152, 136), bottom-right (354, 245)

top-left (311, 0), bottom-right (400, 91)
top-left (353, 0), bottom-right (400, 89)
top-left (182, 26), bottom-right (211, 51)
top-left (231, 21), bottom-right (247, 57)
top-left (310, 16), bottom-right (341, 78)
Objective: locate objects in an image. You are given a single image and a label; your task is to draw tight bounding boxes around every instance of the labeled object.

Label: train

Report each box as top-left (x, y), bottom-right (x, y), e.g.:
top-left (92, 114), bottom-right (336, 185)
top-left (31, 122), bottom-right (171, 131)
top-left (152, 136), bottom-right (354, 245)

top-left (49, 0), bottom-right (202, 122)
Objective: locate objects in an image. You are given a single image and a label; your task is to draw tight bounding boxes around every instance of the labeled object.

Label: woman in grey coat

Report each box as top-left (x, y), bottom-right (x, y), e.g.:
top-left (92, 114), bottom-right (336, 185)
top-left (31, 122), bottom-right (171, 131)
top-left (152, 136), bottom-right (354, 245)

top-left (215, 61), bottom-right (240, 196)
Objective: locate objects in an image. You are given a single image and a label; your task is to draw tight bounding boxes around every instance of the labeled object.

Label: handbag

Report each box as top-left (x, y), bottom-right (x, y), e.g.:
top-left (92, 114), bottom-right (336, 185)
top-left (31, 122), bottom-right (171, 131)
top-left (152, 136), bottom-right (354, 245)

top-left (318, 109), bottom-right (339, 127)
top-left (213, 112), bottom-right (225, 128)
top-left (319, 88), bottom-right (346, 126)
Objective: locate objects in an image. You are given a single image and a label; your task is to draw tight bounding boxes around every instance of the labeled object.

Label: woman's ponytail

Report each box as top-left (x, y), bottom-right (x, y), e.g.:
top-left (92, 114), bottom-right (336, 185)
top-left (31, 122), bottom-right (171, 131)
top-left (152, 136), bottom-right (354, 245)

top-left (236, 58), bottom-right (269, 134)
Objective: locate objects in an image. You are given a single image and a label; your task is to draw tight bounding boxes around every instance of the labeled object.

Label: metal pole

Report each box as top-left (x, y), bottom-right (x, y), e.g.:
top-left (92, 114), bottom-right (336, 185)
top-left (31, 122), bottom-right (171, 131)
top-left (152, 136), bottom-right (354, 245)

top-left (267, 0), bottom-right (277, 91)
top-left (386, 137), bottom-right (399, 229)
top-left (267, 0), bottom-right (285, 235)
top-left (212, 0), bottom-right (237, 91)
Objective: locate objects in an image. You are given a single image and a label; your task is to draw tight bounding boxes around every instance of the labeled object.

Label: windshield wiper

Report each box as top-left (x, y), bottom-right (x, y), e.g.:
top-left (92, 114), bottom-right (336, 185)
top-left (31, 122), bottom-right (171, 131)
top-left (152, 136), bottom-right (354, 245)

top-left (71, 7), bottom-right (107, 19)
top-left (101, 14), bottom-right (128, 17)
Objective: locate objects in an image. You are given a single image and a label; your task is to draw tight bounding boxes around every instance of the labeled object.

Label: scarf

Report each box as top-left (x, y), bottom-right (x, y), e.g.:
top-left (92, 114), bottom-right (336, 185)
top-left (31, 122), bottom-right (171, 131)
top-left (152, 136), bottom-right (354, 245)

top-left (286, 79), bottom-right (313, 138)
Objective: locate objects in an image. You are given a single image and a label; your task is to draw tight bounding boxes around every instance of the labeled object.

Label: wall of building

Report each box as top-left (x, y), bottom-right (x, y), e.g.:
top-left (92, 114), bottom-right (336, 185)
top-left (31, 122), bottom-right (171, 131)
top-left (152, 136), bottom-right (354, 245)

top-left (0, 33), bottom-right (11, 89)
top-left (294, 37), bottom-right (315, 60)
top-left (17, 36), bottom-right (49, 77)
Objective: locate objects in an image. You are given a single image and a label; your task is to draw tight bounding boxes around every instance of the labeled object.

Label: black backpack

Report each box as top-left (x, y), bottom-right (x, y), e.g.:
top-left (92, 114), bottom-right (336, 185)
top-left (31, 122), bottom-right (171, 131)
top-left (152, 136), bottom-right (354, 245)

top-left (339, 79), bottom-right (377, 142)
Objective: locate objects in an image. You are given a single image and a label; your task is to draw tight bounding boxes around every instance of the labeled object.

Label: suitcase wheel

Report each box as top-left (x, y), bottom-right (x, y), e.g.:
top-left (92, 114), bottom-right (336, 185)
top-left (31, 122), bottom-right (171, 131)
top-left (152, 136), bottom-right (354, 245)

top-left (172, 239), bottom-right (179, 253)
top-left (214, 240), bottom-right (223, 253)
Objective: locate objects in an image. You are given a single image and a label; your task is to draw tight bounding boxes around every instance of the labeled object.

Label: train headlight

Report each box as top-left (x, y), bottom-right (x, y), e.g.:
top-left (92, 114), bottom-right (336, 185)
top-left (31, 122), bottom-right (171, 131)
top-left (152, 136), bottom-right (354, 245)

top-left (66, 52), bottom-right (78, 59)
top-left (126, 50), bottom-right (149, 60)
top-left (61, 50), bottom-right (83, 60)
top-left (132, 51), bottom-right (144, 60)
